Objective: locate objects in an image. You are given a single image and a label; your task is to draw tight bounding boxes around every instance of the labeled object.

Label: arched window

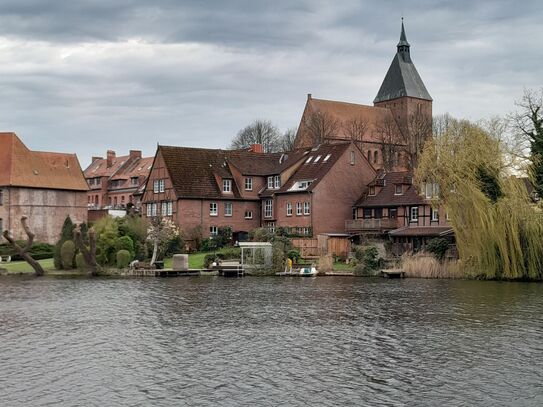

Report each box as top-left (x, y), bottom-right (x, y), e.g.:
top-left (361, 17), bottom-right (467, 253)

top-left (373, 150), bottom-right (378, 164)
top-left (367, 150), bottom-right (371, 162)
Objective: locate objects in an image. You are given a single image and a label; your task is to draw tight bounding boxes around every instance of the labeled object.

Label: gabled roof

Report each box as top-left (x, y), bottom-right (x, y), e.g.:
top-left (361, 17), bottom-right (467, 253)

top-left (355, 171), bottom-right (423, 207)
top-left (298, 97), bottom-right (397, 144)
top-left (374, 22), bottom-right (432, 103)
top-left (111, 156), bottom-right (154, 181)
top-left (276, 143), bottom-right (353, 194)
top-left (158, 145), bottom-right (287, 199)
top-left (0, 132), bottom-right (88, 191)
top-left (84, 154), bottom-right (130, 178)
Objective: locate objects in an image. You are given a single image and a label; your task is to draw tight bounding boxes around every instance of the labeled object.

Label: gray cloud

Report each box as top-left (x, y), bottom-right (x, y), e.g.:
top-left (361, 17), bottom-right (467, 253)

top-left (0, 0), bottom-right (541, 167)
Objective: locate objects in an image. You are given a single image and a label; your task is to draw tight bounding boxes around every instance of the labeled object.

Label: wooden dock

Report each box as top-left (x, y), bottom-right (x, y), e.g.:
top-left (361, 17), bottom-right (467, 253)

top-left (381, 269), bottom-right (405, 278)
top-left (213, 261), bottom-right (245, 277)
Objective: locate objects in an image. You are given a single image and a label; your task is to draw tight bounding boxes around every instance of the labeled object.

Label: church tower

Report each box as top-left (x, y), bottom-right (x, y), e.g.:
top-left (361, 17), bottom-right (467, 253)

top-left (374, 20), bottom-right (432, 141)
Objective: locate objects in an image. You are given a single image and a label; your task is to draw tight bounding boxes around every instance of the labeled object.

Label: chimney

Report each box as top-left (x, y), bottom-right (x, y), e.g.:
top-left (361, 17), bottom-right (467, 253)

top-left (91, 156), bottom-right (103, 163)
top-left (106, 150), bottom-right (116, 168)
top-left (129, 150), bottom-right (142, 160)
top-left (307, 93), bottom-right (312, 100)
top-left (250, 144), bottom-right (264, 154)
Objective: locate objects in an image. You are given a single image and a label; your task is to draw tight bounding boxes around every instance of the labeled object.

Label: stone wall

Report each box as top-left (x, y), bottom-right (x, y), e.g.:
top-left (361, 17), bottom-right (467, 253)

top-left (5, 187), bottom-right (88, 244)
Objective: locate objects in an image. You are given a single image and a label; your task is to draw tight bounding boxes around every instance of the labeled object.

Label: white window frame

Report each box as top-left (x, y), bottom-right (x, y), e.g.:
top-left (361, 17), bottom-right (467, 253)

top-left (159, 179), bottom-right (165, 193)
top-left (296, 202), bottom-right (302, 216)
top-left (425, 182), bottom-right (433, 198)
top-left (161, 202), bottom-right (168, 216)
top-left (167, 201), bottom-right (173, 216)
top-left (210, 226), bottom-right (218, 236)
top-left (369, 186), bottom-right (376, 196)
top-left (224, 202), bottom-right (233, 217)
top-left (245, 210), bottom-right (253, 219)
top-left (313, 155), bottom-right (321, 163)
top-left (264, 200), bottom-right (273, 218)
top-left (303, 202), bottom-right (310, 215)
top-left (223, 179), bottom-right (232, 193)
top-left (431, 207), bottom-right (439, 221)
top-left (395, 185), bottom-right (403, 195)
top-left (210, 202), bottom-right (218, 216)
top-left (274, 175), bottom-right (280, 189)
top-left (286, 202), bottom-right (292, 216)
top-left (245, 177), bottom-right (253, 191)
top-left (323, 154), bottom-right (331, 162)
top-left (153, 180), bottom-right (159, 193)
top-left (267, 176), bottom-right (274, 189)
top-left (350, 150), bottom-right (355, 165)
top-left (410, 206), bottom-right (419, 222)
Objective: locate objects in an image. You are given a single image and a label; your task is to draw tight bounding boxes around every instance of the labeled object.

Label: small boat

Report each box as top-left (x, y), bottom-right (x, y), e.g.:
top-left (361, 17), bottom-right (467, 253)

top-left (299, 266), bottom-right (317, 276)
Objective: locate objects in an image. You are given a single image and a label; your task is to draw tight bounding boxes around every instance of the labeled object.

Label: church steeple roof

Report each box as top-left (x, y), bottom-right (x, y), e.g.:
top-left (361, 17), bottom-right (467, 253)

top-left (374, 20), bottom-right (432, 103)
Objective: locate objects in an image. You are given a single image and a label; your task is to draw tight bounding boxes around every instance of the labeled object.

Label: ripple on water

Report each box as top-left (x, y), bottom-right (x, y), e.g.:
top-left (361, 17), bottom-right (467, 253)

top-left (0, 277), bottom-right (542, 406)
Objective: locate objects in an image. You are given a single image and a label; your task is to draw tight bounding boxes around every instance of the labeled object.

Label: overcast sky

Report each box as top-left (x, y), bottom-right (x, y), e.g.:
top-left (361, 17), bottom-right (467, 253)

top-left (0, 0), bottom-right (541, 168)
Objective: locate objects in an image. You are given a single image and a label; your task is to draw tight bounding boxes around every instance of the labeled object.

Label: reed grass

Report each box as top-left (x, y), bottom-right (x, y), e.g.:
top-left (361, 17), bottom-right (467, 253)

top-left (401, 254), bottom-right (464, 279)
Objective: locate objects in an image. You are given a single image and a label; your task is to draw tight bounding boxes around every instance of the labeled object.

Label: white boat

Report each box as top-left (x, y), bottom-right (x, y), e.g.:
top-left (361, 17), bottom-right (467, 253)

top-left (299, 266), bottom-right (317, 276)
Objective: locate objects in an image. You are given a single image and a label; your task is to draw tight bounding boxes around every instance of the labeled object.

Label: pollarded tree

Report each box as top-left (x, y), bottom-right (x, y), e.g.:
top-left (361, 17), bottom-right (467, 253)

top-left (230, 119), bottom-right (282, 153)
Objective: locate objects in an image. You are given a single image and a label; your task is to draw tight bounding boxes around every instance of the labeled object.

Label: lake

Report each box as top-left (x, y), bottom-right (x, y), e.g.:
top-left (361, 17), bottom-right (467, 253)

top-left (1, 276), bottom-right (542, 406)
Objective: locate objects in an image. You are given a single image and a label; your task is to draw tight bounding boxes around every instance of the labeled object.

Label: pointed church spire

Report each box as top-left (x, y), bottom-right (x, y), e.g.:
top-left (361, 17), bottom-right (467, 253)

top-left (397, 18), bottom-right (410, 56)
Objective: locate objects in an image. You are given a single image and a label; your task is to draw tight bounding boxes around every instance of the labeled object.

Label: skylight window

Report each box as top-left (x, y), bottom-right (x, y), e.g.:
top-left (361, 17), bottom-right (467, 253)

top-left (323, 154), bottom-right (331, 162)
top-left (313, 155), bottom-right (321, 163)
top-left (305, 156), bottom-right (313, 164)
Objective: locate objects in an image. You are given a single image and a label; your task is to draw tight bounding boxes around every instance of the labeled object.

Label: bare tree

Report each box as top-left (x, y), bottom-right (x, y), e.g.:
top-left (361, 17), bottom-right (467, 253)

top-left (403, 110), bottom-right (432, 169)
top-left (510, 88), bottom-right (543, 196)
top-left (304, 111), bottom-right (340, 144)
top-left (343, 116), bottom-right (369, 142)
top-left (278, 127), bottom-right (297, 152)
top-left (73, 225), bottom-right (100, 276)
top-left (376, 116), bottom-right (403, 171)
top-left (230, 119), bottom-right (281, 153)
top-left (2, 216), bottom-right (45, 276)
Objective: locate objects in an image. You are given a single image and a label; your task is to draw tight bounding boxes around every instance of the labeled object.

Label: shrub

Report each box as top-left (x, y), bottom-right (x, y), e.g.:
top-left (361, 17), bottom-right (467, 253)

top-left (75, 253), bottom-right (86, 270)
top-left (287, 249), bottom-right (301, 263)
top-left (60, 240), bottom-right (76, 269)
top-left (426, 238), bottom-right (450, 261)
top-left (115, 235), bottom-right (135, 258)
top-left (250, 228), bottom-right (274, 242)
top-left (116, 250), bottom-right (132, 269)
top-left (54, 216), bottom-right (75, 269)
top-left (362, 246), bottom-right (380, 272)
top-left (97, 230), bottom-right (119, 266)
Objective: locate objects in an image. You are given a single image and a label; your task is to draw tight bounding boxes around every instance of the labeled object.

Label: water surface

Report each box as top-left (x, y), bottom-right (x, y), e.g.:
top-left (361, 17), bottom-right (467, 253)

top-left (1, 276), bottom-right (542, 406)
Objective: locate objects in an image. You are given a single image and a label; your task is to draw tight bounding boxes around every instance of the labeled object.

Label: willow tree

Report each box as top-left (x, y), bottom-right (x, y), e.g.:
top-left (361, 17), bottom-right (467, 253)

top-left (416, 118), bottom-right (543, 280)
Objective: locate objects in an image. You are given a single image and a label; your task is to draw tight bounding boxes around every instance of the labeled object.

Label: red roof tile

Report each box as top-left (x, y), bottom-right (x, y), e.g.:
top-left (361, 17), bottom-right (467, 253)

top-left (389, 226), bottom-right (453, 237)
top-left (0, 133), bottom-right (88, 191)
top-left (355, 171), bottom-right (423, 207)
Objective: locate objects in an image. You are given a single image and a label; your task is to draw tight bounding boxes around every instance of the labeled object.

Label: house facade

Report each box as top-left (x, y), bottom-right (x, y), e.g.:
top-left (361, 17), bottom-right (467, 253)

top-left (84, 149), bottom-right (153, 215)
top-left (0, 133), bottom-right (88, 244)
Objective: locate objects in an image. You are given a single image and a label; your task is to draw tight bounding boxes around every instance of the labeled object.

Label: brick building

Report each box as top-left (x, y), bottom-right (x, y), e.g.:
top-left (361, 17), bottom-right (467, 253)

top-left (84, 149), bottom-right (153, 215)
top-left (0, 133), bottom-right (88, 244)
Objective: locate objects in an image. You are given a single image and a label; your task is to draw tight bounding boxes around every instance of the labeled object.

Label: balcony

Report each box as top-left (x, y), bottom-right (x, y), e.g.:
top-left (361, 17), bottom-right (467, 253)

top-left (345, 218), bottom-right (398, 232)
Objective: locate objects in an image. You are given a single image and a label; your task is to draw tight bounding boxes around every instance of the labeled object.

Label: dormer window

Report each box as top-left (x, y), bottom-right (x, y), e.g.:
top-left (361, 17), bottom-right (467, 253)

top-left (223, 179), bottom-right (232, 193)
top-left (395, 184), bottom-right (403, 195)
top-left (267, 176), bottom-right (274, 189)
top-left (131, 177), bottom-right (139, 186)
top-left (274, 176), bottom-right (280, 189)
top-left (369, 186), bottom-right (376, 196)
top-left (245, 177), bottom-right (253, 191)
top-left (323, 154), bottom-right (331, 162)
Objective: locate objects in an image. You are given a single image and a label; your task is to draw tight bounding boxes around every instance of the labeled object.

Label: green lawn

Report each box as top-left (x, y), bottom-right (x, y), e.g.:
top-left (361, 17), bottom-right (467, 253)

top-left (1, 258), bottom-right (55, 273)
top-left (333, 261), bottom-right (354, 272)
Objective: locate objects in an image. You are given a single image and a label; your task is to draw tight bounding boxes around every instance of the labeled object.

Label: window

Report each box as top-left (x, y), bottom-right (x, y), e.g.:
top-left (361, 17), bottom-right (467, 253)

top-left (274, 175), bottom-right (281, 189)
top-left (210, 226), bottom-right (218, 236)
top-left (425, 182), bottom-right (433, 198)
top-left (147, 203), bottom-right (157, 217)
top-left (224, 202), bottom-right (233, 217)
top-left (286, 202), bottom-right (292, 216)
top-left (245, 210), bottom-right (253, 219)
top-left (267, 176), bottom-right (274, 189)
top-left (296, 202), bottom-right (302, 216)
top-left (303, 227), bottom-right (310, 236)
top-left (395, 185), bottom-right (403, 195)
top-left (446, 211), bottom-right (450, 221)
top-left (267, 222), bottom-right (276, 233)
top-left (223, 179), bottom-right (232, 193)
top-left (373, 150), bottom-right (378, 164)
top-left (375, 208), bottom-right (382, 219)
top-left (410, 206), bottom-right (419, 222)
top-left (350, 150), bottom-right (355, 165)
top-left (367, 150), bottom-right (371, 162)
top-left (369, 186), bottom-right (376, 196)
top-left (153, 179), bottom-right (165, 193)
top-left (131, 177), bottom-right (139, 186)
top-left (167, 201), bottom-right (173, 216)
top-left (313, 155), bottom-right (321, 163)
top-left (305, 156), bottom-right (313, 164)
top-left (303, 202), bottom-right (310, 215)
top-left (433, 183), bottom-right (440, 198)
top-left (363, 208), bottom-right (372, 219)
top-left (0, 189), bottom-right (4, 206)
top-left (264, 200), bottom-right (273, 218)
top-left (389, 208), bottom-right (397, 219)
top-left (210, 202), bottom-right (218, 216)
top-left (161, 202), bottom-right (168, 216)
top-left (245, 177), bottom-right (253, 191)
top-left (432, 208), bottom-right (439, 221)
top-left (323, 154), bottom-right (331, 162)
